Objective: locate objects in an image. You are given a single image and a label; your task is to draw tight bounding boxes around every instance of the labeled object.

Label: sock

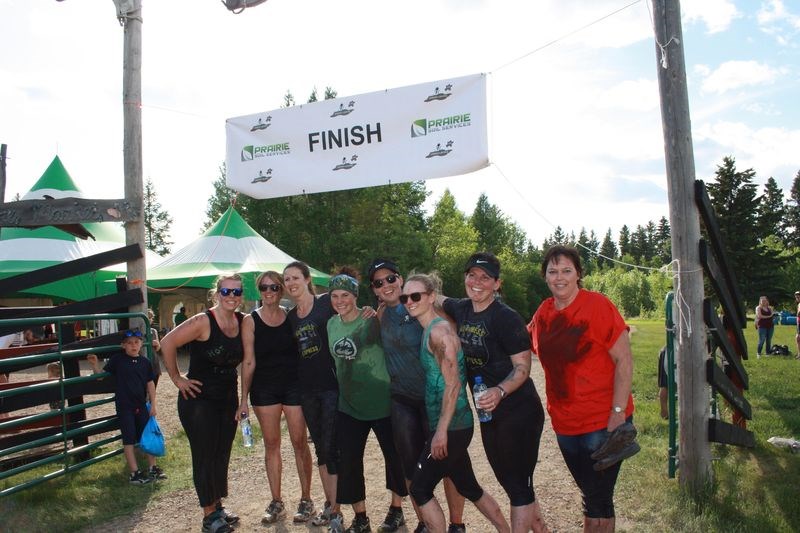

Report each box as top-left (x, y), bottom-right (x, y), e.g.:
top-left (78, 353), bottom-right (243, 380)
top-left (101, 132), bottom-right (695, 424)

top-left (390, 505), bottom-right (402, 512)
top-left (356, 511), bottom-right (368, 521)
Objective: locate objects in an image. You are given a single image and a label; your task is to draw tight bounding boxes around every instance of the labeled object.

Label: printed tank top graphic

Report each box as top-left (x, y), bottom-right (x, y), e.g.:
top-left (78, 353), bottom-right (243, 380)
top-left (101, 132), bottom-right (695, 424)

top-left (456, 320), bottom-right (490, 370)
top-left (332, 336), bottom-right (357, 360)
top-left (296, 321), bottom-right (324, 359)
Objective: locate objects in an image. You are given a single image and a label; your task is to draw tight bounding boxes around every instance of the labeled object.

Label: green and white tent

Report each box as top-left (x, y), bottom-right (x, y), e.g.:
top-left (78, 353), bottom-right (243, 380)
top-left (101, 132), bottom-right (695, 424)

top-left (147, 206), bottom-right (329, 301)
top-left (0, 156), bottom-right (157, 302)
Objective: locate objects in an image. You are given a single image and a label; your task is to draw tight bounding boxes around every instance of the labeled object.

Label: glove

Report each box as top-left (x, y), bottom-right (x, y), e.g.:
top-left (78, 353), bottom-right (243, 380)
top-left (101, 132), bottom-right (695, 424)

top-left (591, 421), bottom-right (641, 471)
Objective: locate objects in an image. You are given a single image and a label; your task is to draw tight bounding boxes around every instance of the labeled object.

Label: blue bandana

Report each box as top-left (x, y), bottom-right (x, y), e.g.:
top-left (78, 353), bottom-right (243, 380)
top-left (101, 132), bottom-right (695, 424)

top-left (329, 274), bottom-right (359, 297)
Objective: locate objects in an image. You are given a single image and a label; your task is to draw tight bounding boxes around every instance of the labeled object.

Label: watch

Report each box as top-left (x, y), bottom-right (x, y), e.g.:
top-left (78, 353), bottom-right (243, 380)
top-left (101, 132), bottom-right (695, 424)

top-left (497, 385), bottom-right (507, 399)
top-left (612, 406), bottom-right (623, 413)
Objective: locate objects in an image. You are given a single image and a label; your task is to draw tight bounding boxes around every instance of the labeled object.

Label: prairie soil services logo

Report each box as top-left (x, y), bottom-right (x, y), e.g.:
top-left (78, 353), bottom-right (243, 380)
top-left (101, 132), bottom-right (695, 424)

top-left (330, 100), bottom-right (356, 117)
top-left (424, 83), bottom-right (453, 102)
top-left (241, 142), bottom-right (291, 161)
top-left (411, 113), bottom-right (471, 138)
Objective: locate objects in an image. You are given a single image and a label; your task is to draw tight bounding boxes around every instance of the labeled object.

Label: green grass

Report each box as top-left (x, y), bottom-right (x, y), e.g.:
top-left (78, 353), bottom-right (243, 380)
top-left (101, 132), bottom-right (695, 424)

top-left (2, 322), bottom-right (799, 532)
top-left (618, 320), bottom-right (800, 532)
top-left (0, 424), bottom-right (263, 532)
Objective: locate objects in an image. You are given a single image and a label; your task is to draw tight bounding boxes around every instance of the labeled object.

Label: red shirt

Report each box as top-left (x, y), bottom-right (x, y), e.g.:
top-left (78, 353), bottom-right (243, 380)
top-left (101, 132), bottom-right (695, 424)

top-left (528, 289), bottom-right (633, 435)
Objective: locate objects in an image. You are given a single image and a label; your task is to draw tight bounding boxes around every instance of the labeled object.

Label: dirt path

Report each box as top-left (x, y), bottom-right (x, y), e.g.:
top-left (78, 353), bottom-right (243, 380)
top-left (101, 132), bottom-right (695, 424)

top-left (81, 359), bottom-right (601, 533)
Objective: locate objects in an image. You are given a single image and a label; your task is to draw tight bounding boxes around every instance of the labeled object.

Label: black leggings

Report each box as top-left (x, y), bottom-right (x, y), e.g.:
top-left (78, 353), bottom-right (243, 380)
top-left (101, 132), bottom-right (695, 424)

top-left (390, 395), bottom-right (429, 481)
top-left (178, 392), bottom-right (237, 508)
top-left (336, 411), bottom-right (408, 504)
top-left (481, 393), bottom-right (545, 506)
top-left (301, 389), bottom-right (339, 475)
top-left (409, 427), bottom-right (483, 506)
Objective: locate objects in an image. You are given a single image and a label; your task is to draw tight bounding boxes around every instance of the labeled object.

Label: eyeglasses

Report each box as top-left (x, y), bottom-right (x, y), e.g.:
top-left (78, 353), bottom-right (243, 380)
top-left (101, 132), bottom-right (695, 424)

top-left (399, 292), bottom-right (428, 304)
top-left (124, 330), bottom-right (143, 338)
top-left (259, 283), bottom-right (281, 293)
top-left (372, 274), bottom-right (398, 288)
top-left (219, 287), bottom-right (243, 297)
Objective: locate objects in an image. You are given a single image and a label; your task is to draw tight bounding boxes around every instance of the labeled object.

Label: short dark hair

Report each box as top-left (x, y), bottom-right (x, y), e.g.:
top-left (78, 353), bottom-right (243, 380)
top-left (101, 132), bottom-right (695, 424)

top-left (541, 245), bottom-right (583, 287)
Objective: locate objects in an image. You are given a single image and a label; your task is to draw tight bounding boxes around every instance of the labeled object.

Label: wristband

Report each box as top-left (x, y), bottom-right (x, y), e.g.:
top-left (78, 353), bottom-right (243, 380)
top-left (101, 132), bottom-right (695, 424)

top-left (497, 385), bottom-right (507, 399)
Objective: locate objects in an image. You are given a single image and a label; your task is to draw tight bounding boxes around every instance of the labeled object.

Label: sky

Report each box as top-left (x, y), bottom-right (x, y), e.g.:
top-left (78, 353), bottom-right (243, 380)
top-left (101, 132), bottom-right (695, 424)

top-left (1, 0), bottom-right (798, 255)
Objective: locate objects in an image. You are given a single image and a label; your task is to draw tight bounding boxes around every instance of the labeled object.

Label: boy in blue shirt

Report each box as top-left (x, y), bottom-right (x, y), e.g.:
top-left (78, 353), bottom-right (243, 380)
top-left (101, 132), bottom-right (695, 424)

top-left (104, 329), bottom-right (166, 484)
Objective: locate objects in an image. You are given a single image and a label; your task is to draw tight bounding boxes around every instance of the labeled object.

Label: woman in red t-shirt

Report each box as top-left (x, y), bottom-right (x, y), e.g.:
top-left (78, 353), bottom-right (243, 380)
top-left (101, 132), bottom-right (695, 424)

top-left (755, 296), bottom-right (775, 358)
top-left (527, 245), bottom-right (634, 532)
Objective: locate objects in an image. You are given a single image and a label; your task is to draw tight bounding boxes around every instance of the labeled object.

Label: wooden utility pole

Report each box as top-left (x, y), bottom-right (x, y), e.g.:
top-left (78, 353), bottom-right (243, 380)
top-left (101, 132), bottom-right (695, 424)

top-left (121, 0), bottom-right (147, 324)
top-left (652, 0), bottom-right (712, 497)
top-left (0, 144), bottom-right (7, 240)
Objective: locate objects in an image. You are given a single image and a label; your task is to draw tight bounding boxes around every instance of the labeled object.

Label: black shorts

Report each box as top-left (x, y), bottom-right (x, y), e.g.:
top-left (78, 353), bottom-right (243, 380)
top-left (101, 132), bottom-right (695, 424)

top-left (250, 381), bottom-right (302, 406)
top-left (481, 391), bottom-right (545, 506)
top-left (118, 405), bottom-right (149, 445)
top-left (390, 395), bottom-right (429, 480)
top-left (658, 348), bottom-right (668, 388)
top-left (409, 426), bottom-right (483, 507)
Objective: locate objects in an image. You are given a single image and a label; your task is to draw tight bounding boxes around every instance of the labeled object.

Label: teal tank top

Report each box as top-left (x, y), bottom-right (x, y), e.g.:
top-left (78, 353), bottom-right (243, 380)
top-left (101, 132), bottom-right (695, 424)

top-left (420, 317), bottom-right (473, 431)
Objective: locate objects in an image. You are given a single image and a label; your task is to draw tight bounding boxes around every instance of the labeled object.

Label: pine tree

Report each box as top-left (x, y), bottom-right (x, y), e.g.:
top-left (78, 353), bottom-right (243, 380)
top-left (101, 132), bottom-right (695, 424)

top-left (618, 225), bottom-right (631, 257)
top-left (143, 177), bottom-right (174, 256)
top-left (756, 177), bottom-right (787, 243)
top-left (656, 216), bottom-right (671, 264)
top-left (598, 229), bottom-right (618, 268)
top-left (786, 171), bottom-right (800, 247)
top-left (705, 156), bottom-right (764, 303)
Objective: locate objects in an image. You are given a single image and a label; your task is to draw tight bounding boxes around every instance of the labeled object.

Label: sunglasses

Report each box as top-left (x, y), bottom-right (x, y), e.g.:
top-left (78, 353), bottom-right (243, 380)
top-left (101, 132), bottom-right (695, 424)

top-left (372, 274), bottom-right (399, 289)
top-left (259, 283), bottom-right (281, 293)
top-left (219, 287), bottom-right (243, 297)
top-left (399, 292), bottom-right (427, 304)
top-left (124, 330), bottom-right (142, 338)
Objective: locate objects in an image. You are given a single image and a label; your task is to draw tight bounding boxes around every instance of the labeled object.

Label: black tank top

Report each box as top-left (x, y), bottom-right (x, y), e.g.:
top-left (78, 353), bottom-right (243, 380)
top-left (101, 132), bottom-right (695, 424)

top-left (187, 310), bottom-right (244, 399)
top-left (251, 309), bottom-right (299, 391)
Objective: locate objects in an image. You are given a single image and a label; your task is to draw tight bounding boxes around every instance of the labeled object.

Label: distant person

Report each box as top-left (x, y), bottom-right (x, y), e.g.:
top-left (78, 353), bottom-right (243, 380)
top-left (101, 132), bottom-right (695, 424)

top-left (755, 296), bottom-right (775, 358)
top-left (174, 307), bottom-right (188, 328)
top-left (103, 330), bottom-right (166, 485)
top-left (795, 291), bottom-right (800, 359)
top-left (161, 274), bottom-right (245, 533)
top-left (657, 347), bottom-right (668, 420)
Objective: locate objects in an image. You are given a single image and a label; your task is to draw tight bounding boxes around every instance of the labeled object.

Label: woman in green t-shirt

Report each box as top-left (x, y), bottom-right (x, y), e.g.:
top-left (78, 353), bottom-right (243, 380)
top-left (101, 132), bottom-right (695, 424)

top-left (326, 271), bottom-right (408, 533)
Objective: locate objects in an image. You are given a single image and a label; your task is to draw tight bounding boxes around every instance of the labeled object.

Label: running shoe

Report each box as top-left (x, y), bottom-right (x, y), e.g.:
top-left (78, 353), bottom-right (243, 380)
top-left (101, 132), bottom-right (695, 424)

top-left (378, 507), bottom-right (404, 532)
top-left (262, 499), bottom-right (286, 524)
top-left (293, 498), bottom-right (315, 523)
top-left (312, 501), bottom-right (333, 526)
top-left (148, 465), bottom-right (167, 480)
top-left (202, 510), bottom-right (233, 533)
top-left (413, 523), bottom-right (428, 533)
top-left (328, 512), bottom-right (344, 533)
top-left (345, 515), bottom-right (371, 533)
top-left (128, 470), bottom-right (151, 485)
top-left (447, 524), bottom-right (466, 533)
top-left (216, 503), bottom-right (240, 526)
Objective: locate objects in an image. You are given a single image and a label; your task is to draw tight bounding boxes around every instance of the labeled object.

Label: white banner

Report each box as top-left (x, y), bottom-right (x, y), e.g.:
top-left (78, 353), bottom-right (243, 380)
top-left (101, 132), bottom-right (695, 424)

top-left (225, 73), bottom-right (488, 199)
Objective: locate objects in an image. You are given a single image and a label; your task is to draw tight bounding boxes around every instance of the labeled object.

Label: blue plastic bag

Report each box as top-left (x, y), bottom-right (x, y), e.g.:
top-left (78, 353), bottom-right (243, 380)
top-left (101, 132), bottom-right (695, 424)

top-left (138, 411), bottom-right (165, 457)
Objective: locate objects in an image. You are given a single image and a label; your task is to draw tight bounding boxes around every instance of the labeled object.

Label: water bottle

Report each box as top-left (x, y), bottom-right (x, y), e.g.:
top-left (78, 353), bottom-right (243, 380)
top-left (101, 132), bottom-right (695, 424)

top-left (240, 413), bottom-right (253, 447)
top-left (473, 376), bottom-right (492, 422)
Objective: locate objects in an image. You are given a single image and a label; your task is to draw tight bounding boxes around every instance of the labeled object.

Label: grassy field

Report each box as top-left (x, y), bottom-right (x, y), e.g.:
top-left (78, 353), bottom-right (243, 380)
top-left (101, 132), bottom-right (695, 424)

top-left (617, 320), bottom-right (800, 533)
top-left (2, 320), bottom-right (799, 532)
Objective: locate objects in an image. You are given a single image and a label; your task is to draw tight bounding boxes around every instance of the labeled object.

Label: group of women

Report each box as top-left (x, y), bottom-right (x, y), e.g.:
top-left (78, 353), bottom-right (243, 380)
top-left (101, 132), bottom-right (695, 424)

top-left (159, 244), bottom-right (636, 533)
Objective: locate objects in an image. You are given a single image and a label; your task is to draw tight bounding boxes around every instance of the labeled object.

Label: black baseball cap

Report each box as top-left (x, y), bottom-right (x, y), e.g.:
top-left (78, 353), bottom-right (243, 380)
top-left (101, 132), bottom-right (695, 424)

top-left (464, 252), bottom-right (500, 279)
top-left (367, 258), bottom-right (400, 281)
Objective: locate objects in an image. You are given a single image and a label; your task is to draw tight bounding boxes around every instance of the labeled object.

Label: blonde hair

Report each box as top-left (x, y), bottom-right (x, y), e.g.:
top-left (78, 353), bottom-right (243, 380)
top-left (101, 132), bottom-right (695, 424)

top-left (405, 272), bottom-right (443, 294)
top-left (209, 273), bottom-right (244, 304)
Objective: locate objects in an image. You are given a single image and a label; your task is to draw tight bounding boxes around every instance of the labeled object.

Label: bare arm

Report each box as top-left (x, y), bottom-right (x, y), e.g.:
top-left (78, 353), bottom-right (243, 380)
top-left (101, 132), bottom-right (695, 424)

top-left (237, 314), bottom-right (256, 421)
top-left (607, 332), bottom-right (634, 432)
top-left (477, 348), bottom-right (531, 412)
top-left (147, 380), bottom-right (157, 417)
top-left (430, 322), bottom-right (462, 459)
top-left (160, 313), bottom-right (208, 399)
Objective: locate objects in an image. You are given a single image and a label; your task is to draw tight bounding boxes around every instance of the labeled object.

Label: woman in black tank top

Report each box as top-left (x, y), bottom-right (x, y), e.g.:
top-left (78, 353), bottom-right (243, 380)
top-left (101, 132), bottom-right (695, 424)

top-left (161, 274), bottom-right (245, 533)
top-left (240, 271), bottom-right (315, 525)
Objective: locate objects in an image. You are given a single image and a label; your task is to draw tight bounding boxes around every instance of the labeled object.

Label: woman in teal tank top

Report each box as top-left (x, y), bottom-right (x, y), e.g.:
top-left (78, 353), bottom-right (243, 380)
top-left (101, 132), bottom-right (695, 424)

top-left (402, 273), bottom-right (510, 533)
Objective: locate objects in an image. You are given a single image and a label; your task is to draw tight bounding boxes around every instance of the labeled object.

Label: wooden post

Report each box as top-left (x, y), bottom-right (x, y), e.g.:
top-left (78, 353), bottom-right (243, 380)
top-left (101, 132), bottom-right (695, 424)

top-left (652, 0), bottom-right (712, 497)
top-left (121, 1), bottom-right (147, 325)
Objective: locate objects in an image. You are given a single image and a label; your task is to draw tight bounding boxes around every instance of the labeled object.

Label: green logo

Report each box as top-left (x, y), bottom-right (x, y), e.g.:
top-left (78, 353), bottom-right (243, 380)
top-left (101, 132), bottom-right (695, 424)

top-left (411, 119), bottom-right (428, 138)
top-left (411, 114), bottom-right (471, 138)
top-left (241, 145), bottom-right (254, 161)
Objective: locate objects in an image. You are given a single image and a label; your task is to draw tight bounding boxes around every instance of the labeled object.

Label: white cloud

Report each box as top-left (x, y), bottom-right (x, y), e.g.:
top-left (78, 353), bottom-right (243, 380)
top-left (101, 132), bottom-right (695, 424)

top-left (596, 79), bottom-right (659, 112)
top-left (757, 0), bottom-right (800, 44)
top-left (682, 0), bottom-right (741, 34)
top-left (700, 60), bottom-right (783, 94)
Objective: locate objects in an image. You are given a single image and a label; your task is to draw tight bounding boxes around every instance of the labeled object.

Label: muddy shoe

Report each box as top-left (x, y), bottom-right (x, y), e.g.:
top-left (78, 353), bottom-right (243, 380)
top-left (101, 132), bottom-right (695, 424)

top-left (202, 511), bottom-right (233, 533)
top-left (293, 498), bottom-right (315, 523)
top-left (262, 499), bottom-right (286, 524)
top-left (590, 422), bottom-right (638, 461)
